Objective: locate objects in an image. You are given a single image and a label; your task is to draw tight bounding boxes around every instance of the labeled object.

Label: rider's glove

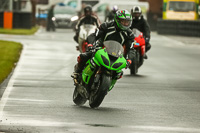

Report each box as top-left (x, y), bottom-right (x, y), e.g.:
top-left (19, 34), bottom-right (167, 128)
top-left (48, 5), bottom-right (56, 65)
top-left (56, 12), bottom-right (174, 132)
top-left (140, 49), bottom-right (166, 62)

top-left (126, 59), bottom-right (132, 69)
top-left (86, 44), bottom-right (94, 52)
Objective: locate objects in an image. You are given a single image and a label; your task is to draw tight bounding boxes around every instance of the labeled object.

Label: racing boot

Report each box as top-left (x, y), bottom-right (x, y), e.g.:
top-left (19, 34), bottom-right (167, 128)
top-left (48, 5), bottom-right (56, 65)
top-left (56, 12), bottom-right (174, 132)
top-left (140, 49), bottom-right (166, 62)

top-left (143, 53), bottom-right (148, 59)
top-left (144, 43), bottom-right (151, 59)
top-left (71, 52), bottom-right (93, 80)
top-left (71, 64), bottom-right (82, 79)
top-left (71, 54), bottom-right (87, 79)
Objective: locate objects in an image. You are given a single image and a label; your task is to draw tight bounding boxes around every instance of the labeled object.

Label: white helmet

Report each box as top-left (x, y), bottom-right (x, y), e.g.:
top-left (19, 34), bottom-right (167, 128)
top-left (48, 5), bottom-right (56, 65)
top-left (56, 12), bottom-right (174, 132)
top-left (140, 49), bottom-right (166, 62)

top-left (131, 6), bottom-right (142, 20)
top-left (112, 5), bottom-right (118, 12)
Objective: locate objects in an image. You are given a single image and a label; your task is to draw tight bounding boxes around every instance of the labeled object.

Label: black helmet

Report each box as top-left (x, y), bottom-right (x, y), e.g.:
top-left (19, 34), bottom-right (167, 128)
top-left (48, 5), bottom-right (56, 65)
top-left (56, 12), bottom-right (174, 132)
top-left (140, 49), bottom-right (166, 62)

top-left (84, 5), bottom-right (92, 17)
top-left (131, 6), bottom-right (142, 20)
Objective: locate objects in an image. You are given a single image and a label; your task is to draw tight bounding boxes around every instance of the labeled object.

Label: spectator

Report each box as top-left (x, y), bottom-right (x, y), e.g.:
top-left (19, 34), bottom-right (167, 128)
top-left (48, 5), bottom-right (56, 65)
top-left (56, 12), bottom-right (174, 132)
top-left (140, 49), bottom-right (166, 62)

top-left (46, 5), bottom-right (55, 31)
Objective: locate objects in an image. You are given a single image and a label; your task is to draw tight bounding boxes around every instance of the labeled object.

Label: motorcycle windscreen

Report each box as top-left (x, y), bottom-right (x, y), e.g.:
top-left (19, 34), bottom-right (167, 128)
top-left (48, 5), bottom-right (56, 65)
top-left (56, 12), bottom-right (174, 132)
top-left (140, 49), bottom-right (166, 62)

top-left (83, 24), bottom-right (96, 32)
top-left (103, 41), bottom-right (124, 57)
top-left (132, 28), bottom-right (141, 37)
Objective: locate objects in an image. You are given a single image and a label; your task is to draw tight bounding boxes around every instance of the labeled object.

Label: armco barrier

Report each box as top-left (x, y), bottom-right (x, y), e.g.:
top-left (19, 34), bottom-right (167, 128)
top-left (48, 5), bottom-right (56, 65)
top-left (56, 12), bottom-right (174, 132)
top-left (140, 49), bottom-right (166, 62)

top-left (157, 19), bottom-right (200, 37)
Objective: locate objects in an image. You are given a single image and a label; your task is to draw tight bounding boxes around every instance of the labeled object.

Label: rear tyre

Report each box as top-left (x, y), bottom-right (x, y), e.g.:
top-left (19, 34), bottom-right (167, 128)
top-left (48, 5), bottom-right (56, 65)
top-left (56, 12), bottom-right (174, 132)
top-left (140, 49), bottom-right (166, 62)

top-left (89, 74), bottom-right (111, 108)
top-left (73, 86), bottom-right (87, 106)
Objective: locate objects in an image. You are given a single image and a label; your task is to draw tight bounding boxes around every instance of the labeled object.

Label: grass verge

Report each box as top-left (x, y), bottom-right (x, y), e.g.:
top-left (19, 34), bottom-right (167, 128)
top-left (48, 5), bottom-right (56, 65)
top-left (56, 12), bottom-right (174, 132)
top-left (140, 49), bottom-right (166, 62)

top-left (0, 40), bottom-right (22, 84)
top-left (0, 26), bottom-right (39, 35)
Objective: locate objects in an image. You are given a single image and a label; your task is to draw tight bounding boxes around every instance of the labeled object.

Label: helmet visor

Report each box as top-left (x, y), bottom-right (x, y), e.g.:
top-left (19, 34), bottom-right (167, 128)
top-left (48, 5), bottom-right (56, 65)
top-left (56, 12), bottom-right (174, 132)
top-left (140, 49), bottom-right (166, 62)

top-left (85, 11), bottom-right (92, 16)
top-left (133, 13), bottom-right (141, 17)
top-left (119, 19), bottom-right (132, 27)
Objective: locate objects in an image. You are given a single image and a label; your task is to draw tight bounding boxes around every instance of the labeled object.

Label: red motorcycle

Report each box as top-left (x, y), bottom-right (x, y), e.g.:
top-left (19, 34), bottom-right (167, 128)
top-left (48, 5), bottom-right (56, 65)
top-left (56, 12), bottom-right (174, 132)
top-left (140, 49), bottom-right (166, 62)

top-left (130, 28), bottom-right (146, 75)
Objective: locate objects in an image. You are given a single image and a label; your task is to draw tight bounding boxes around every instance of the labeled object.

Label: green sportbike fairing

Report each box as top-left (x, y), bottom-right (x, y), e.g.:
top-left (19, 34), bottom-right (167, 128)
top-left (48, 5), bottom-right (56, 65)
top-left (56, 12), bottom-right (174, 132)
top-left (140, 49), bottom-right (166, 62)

top-left (73, 41), bottom-right (127, 108)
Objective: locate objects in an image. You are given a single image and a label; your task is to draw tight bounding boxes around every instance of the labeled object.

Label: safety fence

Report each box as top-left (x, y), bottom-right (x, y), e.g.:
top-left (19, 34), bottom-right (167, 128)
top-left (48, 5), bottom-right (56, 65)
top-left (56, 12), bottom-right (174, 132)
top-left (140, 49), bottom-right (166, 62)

top-left (157, 19), bottom-right (200, 37)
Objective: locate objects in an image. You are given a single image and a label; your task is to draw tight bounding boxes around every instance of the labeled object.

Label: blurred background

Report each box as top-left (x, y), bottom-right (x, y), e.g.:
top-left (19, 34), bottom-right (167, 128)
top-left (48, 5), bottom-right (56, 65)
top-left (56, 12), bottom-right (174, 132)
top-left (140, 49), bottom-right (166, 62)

top-left (0, 0), bottom-right (200, 36)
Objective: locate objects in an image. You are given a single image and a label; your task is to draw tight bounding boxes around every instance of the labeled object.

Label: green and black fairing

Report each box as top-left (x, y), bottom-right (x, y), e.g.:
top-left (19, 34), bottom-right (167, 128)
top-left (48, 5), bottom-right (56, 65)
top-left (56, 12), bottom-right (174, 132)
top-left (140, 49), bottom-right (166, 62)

top-left (81, 41), bottom-right (127, 91)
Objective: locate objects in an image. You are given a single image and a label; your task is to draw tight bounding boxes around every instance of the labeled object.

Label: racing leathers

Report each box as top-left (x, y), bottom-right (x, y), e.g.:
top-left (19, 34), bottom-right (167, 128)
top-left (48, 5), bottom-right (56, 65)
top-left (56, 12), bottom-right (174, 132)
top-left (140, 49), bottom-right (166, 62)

top-left (130, 15), bottom-right (151, 53)
top-left (74, 21), bottom-right (135, 74)
top-left (73, 14), bottom-right (101, 43)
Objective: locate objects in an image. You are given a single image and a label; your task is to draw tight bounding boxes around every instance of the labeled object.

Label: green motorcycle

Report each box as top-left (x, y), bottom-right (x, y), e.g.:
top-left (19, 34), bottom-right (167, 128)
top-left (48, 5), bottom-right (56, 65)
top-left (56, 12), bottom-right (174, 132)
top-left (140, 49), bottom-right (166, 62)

top-left (72, 41), bottom-right (128, 108)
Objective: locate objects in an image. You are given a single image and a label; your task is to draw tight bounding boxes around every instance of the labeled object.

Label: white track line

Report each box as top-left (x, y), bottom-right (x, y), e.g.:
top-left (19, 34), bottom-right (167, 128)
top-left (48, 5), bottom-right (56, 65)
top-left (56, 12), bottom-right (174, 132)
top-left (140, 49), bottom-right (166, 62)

top-left (0, 44), bottom-right (26, 120)
top-left (128, 126), bottom-right (200, 132)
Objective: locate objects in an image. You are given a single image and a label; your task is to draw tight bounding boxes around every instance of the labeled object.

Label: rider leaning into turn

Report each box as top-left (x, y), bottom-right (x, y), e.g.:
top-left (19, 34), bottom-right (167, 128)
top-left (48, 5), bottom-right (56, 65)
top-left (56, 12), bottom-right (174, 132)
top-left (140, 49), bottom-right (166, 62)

top-left (73, 5), bottom-right (101, 43)
top-left (72, 9), bottom-right (135, 79)
top-left (130, 6), bottom-right (151, 59)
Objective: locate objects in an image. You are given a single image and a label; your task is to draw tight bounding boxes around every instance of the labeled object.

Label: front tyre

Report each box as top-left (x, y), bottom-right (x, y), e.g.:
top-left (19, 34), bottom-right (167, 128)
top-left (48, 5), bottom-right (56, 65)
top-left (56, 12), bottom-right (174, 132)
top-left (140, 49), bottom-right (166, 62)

top-left (130, 62), bottom-right (137, 75)
top-left (130, 51), bottom-right (139, 75)
top-left (73, 86), bottom-right (87, 106)
top-left (89, 74), bottom-right (111, 108)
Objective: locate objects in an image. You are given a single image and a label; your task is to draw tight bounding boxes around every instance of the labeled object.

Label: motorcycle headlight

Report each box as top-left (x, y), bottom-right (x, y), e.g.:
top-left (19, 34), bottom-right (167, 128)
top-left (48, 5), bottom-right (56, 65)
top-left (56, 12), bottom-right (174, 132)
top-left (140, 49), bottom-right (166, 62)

top-left (71, 16), bottom-right (78, 21)
top-left (112, 62), bottom-right (123, 69)
top-left (101, 55), bottom-right (109, 66)
top-left (52, 17), bottom-right (56, 21)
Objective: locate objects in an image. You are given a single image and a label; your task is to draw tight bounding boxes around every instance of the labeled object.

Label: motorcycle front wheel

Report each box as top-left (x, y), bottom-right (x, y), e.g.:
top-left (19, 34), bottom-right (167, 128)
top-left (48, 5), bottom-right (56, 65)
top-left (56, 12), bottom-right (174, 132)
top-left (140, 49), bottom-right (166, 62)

top-left (89, 74), bottom-right (111, 108)
top-left (130, 51), bottom-right (139, 75)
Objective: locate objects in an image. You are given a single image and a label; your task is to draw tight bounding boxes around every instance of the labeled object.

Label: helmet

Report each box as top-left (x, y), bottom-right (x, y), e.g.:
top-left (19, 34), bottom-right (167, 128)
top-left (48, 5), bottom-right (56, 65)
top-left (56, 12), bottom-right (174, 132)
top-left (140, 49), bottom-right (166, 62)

top-left (112, 5), bottom-right (118, 12)
top-left (84, 5), bottom-right (92, 17)
top-left (131, 6), bottom-right (142, 20)
top-left (114, 10), bottom-right (132, 31)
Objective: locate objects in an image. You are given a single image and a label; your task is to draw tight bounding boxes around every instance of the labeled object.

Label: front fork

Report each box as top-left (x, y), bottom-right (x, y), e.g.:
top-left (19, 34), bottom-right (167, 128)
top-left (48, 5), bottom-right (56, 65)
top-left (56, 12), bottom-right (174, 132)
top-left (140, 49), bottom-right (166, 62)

top-left (92, 67), bottom-right (123, 92)
top-left (94, 68), bottom-right (116, 92)
top-left (109, 79), bottom-right (117, 91)
top-left (82, 58), bottom-right (123, 92)
top-left (109, 70), bottom-right (123, 91)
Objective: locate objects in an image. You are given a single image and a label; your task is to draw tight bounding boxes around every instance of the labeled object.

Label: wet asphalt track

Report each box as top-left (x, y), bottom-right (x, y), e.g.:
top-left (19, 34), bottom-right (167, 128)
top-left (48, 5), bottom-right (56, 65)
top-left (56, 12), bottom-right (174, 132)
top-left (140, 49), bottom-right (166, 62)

top-left (0, 27), bottom-right (200, 133)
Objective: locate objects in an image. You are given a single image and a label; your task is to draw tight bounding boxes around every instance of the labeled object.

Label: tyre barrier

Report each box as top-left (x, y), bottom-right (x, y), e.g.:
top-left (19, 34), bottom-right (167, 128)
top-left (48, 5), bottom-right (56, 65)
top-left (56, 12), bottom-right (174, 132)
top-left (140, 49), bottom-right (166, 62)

top-left (157, 19), bottom-right (200, 37)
